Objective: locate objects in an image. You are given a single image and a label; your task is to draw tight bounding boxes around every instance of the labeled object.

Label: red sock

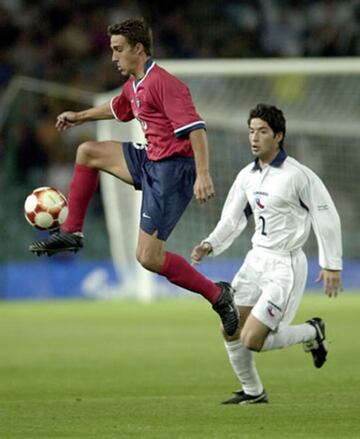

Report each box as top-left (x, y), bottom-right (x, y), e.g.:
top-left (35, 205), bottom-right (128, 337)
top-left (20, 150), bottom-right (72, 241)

top-left (160, 252), bottom-right (221, 304)
top-left (62, 163), bottom-right (99, 233)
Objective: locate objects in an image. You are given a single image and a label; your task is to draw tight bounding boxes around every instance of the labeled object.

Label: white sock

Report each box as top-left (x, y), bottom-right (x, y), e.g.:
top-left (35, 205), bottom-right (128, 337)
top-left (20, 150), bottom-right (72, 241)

top-left (261, 323), bottom-right (316, 352)
top-left (224, 339), bottom-right (263, 396)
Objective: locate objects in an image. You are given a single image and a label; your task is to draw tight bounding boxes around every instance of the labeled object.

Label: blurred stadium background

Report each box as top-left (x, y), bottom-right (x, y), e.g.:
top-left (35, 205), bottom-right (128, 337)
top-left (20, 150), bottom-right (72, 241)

top-left (0, 0), bottom-right (360, 300)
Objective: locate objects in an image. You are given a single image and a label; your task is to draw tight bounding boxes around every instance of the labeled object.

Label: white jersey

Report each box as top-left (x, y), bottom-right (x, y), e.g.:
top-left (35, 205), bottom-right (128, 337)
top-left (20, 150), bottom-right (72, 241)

top-left (205, 150), bottom-right (342, 270)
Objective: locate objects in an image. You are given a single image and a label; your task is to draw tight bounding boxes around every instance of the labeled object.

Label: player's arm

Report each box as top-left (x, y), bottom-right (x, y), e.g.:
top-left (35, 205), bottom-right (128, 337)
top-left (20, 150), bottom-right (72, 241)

top-left (191, 172), bottom-right (249, 264)
top-left (150, 75), bottom-right (213, 203)
top-left (299, 169), bottom-right (343, 297)
top-left (56, 101), bottom-right (114, 131)
top-left (189, 128), bottom-right (215, 203)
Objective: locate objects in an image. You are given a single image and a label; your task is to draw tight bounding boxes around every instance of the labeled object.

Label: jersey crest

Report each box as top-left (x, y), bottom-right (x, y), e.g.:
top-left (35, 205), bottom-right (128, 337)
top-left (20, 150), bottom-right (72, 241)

top-left (255, 197), bottom-right (265, 209)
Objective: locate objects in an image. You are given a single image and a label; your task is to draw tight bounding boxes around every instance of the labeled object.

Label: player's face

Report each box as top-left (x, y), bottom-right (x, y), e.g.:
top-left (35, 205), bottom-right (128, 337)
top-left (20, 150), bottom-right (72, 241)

top-left (249, 118), bottom-right (283, 164)
top-left (110, 34), bottom-right (141, 77)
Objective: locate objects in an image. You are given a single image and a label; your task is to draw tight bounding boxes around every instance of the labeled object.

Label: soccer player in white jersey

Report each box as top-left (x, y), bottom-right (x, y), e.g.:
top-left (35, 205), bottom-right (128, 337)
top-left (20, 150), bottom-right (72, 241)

top-left (191, 103), bottom-right (342, 404)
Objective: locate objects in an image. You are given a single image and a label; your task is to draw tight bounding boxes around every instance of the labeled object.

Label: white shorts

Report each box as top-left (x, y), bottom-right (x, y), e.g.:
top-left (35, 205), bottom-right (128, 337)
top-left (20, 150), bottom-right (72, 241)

top-left (232, 247), bottom-right (308, 330)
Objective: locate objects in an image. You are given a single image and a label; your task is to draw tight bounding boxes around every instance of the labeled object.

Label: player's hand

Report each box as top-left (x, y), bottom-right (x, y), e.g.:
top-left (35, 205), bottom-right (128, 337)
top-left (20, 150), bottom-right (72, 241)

top-left (316, 268), bottom-right (342, 297)
top-left (55, 111), bottom-right (81, 131)
top-left (194, 171), bottom-right (215, 203)
top-left (191, 242), bottom-right (212, 265)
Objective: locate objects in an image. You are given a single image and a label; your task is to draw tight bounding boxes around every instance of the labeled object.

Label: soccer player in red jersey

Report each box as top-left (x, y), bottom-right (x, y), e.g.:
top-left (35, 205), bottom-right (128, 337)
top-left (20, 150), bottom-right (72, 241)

top-left (29, 18), bottom-right (239, 335)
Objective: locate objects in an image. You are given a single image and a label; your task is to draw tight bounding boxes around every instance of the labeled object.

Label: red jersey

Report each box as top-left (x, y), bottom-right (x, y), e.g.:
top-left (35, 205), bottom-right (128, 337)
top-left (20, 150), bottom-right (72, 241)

top-left (110, 59), bottom-right (205, 161)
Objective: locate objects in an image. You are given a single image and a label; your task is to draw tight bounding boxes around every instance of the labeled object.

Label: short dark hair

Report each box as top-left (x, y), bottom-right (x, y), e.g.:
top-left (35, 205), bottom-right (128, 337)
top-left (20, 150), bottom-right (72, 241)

top-left (108, 18), bottom-right (153, 56)
top-left (248, 103), bottom-right (286, 148)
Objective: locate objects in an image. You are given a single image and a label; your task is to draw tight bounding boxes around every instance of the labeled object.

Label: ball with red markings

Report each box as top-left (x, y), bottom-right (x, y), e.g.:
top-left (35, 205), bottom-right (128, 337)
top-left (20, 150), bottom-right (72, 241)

top-left (24, 187), bottom-right (68, 231)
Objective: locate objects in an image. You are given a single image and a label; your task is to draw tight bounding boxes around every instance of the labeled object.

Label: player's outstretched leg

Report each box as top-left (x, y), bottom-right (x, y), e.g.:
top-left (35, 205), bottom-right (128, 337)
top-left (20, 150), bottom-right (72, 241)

top-left (303, 317), bottom-right (328, 368)
top-left (29, 161), bottom-right (99, 256)
top-left (29, 231), bottom-right (84, 256)
top-left (212, 282), bottom-right (239, 336)
top-left (222, 389), bottom-right (269, 405)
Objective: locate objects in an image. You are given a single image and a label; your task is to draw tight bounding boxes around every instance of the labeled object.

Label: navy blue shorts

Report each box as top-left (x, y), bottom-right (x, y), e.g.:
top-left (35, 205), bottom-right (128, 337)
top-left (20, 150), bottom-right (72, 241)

top-left (123, 142), bottom-right (196, 241)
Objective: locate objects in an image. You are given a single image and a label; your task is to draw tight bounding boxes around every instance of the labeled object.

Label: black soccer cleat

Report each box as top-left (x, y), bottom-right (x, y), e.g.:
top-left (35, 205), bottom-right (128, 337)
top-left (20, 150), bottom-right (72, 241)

top-left (303, 317), bottom-right (328, 368)
top-left (222, 389), bottom-right (269, 405)
top-left (212, 281), bottom-right (239, 336)
top-left (29, 231), bottom-right (84, 257)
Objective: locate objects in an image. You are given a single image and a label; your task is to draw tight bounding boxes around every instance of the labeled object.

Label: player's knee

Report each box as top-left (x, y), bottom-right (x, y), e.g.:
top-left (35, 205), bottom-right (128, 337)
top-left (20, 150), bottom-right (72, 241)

top-left (76, 141), bottom-right (101, 165)
top-left (240, 331), bottom-right (263, 352)
top-left (136, 249), bottom-right (161, 273)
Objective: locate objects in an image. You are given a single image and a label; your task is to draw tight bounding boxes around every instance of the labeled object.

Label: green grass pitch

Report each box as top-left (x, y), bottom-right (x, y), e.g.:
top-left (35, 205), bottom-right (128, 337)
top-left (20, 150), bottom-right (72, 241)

top-left (0, 293), bottom-right (359, 439)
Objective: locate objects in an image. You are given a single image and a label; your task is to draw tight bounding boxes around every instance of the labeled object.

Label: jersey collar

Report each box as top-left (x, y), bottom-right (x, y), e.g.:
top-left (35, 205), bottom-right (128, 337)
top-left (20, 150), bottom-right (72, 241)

top-left (252, 149), bottom-right (287, 171)
top-left (133, 58), bottom-right (155, 92)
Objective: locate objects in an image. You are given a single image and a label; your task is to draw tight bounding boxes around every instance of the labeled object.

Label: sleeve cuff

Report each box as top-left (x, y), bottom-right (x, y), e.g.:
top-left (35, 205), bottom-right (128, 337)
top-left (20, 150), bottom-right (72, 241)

top-left (174, 121), bottom-right (206, 138)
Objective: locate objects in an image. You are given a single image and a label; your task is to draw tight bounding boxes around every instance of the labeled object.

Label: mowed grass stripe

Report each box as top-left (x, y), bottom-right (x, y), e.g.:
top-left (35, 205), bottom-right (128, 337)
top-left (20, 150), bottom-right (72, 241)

top-left (0, 294), bottom-right (359, 438)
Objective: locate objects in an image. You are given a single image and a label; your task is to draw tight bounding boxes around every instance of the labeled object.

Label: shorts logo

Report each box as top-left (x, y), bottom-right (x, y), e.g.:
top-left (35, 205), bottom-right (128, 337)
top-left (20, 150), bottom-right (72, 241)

top-left (267, 306), bottom-right (275, 317)
top-left (255, 197), bottom-right (265, 209)
top-left (267, 300), bottom-right (281, 318)
top-left (142, 212), bottom-right (151, 219)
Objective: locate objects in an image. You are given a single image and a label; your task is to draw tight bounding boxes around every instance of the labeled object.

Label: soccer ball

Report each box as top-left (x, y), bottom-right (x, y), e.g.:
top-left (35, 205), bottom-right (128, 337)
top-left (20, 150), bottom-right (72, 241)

top-left (24, 187), bottom-right (68, 231)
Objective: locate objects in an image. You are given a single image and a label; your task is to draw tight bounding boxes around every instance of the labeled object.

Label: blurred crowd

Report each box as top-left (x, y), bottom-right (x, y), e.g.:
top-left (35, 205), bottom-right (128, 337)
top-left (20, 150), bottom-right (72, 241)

top-left (0, 0), bottom-right (359, 188)
top-left (0, 0), bottom-right (359, 92)
top-left (0, 0), bottom-right (359, 259)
